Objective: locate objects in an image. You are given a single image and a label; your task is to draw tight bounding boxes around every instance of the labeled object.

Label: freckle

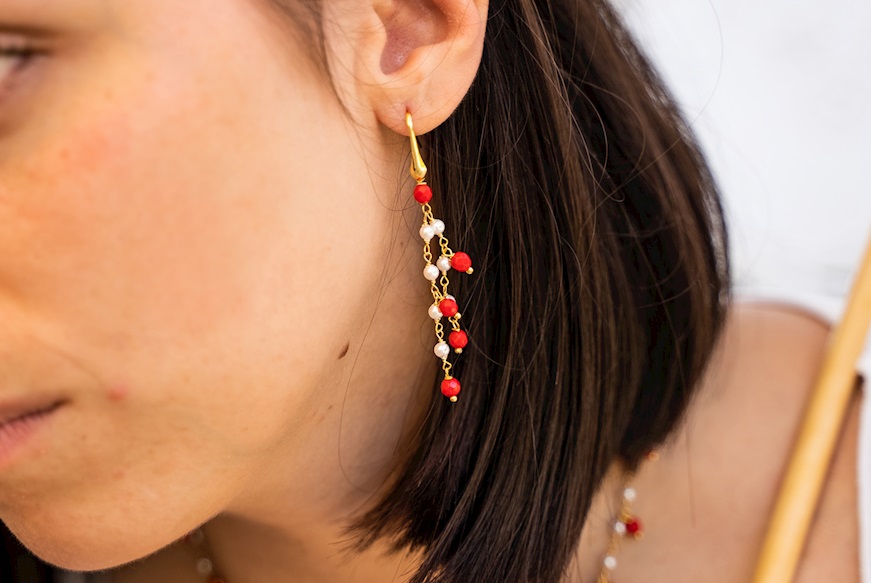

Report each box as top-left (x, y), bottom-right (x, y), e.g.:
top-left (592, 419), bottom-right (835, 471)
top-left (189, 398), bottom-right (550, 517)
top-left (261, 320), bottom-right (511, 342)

top-left (112, 469), bottom-right (125, 480)
top-left (338, 341), bottom-right (350, 359)
top-left (107, 384), bottom-right (129, 402)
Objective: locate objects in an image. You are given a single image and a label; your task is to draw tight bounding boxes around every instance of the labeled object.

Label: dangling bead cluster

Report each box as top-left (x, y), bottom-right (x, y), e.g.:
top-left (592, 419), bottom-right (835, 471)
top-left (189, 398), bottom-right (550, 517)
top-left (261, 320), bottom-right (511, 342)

top-left (597, 449), bottom-right (659, 583)
top-left (181, 527), bottom-right (226, 583)
top-left (407, 112), bottom-right (473, 403)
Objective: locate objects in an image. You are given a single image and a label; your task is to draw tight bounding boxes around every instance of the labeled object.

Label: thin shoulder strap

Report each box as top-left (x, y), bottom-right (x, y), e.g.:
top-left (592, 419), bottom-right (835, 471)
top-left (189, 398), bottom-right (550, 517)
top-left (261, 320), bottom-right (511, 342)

top-left (752, 232), bottom-right (871, 583)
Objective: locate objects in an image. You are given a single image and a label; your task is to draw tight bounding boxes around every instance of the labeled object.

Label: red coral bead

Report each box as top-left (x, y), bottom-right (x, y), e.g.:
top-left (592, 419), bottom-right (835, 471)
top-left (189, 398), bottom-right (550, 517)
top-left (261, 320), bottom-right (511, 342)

top-left (439, 297), bottom-right (459, 317)
top-left (441, 377), bottom-right (461, 398)
top-left (451, 252), bottom-right (472, 273)
top-left (625, 518), bottom-right (642, 536)
top-left (413, 184), bottom-right (432, 204)
top-left (449, 330), bottom-right (468, 349)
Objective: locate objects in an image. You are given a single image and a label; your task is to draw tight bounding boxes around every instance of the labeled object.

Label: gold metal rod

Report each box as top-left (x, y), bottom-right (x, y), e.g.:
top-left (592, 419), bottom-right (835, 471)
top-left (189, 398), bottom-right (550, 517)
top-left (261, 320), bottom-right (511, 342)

top-left (752, 230), bottom-right (871, 582)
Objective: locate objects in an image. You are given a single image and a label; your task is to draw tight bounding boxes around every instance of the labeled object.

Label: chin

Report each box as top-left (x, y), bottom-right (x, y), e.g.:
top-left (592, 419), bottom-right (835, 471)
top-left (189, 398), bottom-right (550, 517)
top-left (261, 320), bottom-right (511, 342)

top-left (2, 506), bottom-right (171, 572)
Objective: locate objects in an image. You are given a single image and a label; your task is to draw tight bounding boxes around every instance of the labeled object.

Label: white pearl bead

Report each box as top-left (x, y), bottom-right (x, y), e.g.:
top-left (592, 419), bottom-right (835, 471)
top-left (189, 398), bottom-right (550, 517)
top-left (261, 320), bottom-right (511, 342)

top-left (188, 529), bottom-right (205, 545)
top-left (428, 304), bottom-right (443, 319)
top-left (423, 265), bottom-right (440, 281)
top-left (431, 219), bottom-right (445, 235)
top-left (614, 521), bottom-right (627, 535)
top-left (623, 487), bottom-right (636, 501)
top-left (603, 555), bottom-right (617, 570)
top-left (419, 224), bottom-right (435, 242)
top-left (436, 255), bottom-right (452, 272)
top-left (446, 294), bottom-right (455, 301)
top-left (434, 342), bottom-right (450, 359)
top-left (196, 558), bottom-right (214, 575)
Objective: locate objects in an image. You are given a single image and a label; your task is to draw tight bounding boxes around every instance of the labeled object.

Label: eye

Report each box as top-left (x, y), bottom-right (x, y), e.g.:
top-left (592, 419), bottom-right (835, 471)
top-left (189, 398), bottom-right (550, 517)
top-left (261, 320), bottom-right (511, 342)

top-left (0, 44), bottom-right (37, 86)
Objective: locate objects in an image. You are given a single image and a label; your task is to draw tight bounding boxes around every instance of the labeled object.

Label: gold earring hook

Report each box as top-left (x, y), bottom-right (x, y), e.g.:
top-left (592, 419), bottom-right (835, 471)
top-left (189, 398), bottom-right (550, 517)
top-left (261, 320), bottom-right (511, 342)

top-left (406, 111), bottom-right (428, 182)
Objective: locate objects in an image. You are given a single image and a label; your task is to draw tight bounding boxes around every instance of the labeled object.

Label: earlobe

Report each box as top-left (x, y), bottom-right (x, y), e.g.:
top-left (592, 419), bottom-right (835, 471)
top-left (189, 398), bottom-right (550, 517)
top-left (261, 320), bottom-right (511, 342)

top-left (333, 0), bottom-right (488, 136)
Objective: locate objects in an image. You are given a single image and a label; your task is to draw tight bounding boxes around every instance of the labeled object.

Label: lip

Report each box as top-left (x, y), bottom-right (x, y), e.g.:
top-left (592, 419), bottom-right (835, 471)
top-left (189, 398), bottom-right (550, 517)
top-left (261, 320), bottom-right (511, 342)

top-left (0, 397), bottom-right (66, 469)
top-left (0, 396), bottom-right (66, 427)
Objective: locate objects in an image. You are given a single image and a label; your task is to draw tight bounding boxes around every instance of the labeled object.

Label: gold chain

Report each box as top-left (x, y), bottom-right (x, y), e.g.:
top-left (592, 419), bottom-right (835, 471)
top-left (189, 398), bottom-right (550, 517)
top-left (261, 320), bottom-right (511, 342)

top-left (596, 450), bottom-right (658, 582)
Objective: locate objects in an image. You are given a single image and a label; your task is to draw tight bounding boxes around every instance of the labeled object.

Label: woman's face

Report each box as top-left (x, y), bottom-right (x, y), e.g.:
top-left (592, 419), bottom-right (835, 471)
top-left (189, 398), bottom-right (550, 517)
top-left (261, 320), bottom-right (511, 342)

top-left (0, 0), bottom-right (433, 570)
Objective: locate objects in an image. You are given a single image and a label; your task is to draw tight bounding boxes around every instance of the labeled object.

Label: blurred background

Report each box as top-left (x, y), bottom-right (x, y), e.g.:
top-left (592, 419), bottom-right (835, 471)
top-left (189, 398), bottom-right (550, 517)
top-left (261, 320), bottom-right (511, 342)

top-left (614, 0), bottom-right (871, 369)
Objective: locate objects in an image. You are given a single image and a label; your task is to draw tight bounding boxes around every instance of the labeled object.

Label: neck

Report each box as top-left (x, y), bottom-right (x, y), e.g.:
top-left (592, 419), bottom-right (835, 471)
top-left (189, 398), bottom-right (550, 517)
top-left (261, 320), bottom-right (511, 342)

top-left (192, 457), bottom-right (635, 583)
top-left (200, 513), bottom-right (423, 583)
top-left (107, 456), bottom-right (631, 583)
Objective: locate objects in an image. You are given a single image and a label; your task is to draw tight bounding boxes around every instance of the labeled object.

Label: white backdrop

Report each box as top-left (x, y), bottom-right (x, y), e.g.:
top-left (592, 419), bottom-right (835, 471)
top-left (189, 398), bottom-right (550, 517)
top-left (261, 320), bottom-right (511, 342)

top-left (615, 0), bottom-right (871, 310)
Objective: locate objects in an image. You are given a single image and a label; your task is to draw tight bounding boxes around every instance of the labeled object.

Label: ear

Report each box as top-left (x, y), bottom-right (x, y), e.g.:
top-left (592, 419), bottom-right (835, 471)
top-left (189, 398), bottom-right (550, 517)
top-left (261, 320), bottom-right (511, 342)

top-left (324, 0), bottom-right (489, 136)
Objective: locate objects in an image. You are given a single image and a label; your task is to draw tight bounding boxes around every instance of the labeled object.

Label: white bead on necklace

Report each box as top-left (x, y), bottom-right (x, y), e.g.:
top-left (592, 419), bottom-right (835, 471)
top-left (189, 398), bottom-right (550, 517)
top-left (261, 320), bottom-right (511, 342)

top-left (596, 450), bottom-right (659, 583)
top-left (182, 450), bottom-right (660, 583)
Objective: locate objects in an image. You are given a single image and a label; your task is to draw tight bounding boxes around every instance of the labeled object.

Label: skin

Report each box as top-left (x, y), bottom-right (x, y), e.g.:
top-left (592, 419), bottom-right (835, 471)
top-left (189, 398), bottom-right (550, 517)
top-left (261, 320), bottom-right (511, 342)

top-left (573, 303), bottom-right (862, 582)
top-left (0, 0), bottom-right (862, 582)
top-left (0, 0), bottom-right (487, 580)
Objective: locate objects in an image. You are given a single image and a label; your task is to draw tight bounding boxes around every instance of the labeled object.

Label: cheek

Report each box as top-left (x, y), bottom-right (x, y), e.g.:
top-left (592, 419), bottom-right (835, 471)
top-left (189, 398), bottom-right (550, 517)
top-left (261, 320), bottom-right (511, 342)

top-left (0, 29), bottom-right (388, 568)
top-left (105, 383), bottom-right (129, 402)
top-left (9, 81), bottom-right (335, 360)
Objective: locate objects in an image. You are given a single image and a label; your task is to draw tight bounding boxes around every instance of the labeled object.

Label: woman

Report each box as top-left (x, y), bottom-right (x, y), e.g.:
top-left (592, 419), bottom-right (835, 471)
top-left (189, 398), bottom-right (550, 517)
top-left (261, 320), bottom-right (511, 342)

top-left (0, 0), bottom-right (860, 581)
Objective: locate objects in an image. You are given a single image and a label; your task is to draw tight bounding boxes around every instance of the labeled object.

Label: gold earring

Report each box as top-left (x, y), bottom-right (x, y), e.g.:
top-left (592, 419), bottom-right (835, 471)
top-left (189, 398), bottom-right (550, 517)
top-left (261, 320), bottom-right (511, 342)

top-left (406, 111), bottom-right (474, 403)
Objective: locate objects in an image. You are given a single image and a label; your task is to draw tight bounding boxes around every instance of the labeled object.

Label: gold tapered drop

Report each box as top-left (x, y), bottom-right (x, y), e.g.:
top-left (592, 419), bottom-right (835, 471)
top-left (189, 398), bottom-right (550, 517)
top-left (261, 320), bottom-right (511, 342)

top-left (406, 112), bottom-right (427, 182)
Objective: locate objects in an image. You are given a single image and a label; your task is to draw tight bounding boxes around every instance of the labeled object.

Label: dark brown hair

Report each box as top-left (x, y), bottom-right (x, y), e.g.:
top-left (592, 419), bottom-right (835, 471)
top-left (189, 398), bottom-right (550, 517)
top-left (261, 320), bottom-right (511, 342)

top-left (5, 0), bottom-right (730, 581)
top-left (280, 0), bottom-right (732, 581)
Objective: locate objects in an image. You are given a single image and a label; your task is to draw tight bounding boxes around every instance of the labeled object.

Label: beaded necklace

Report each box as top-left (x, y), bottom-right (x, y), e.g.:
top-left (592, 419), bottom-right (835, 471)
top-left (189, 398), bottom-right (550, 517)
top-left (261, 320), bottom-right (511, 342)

top-left (180, 527), bottom-right (224, 583)
top-left (183, 451), bottom-right (657, 583)
top-left (597, 449), bottom-right (658, 582)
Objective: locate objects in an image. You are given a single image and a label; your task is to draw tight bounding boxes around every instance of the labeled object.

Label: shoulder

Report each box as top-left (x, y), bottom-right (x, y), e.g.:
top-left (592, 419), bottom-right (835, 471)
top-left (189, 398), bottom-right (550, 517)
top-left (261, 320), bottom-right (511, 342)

top-left (695, 302), bottom-right (861, 580)
top-left (794, 369), bottom-right (862, 581)
top-left (623, 302), bottom-right (862, 581)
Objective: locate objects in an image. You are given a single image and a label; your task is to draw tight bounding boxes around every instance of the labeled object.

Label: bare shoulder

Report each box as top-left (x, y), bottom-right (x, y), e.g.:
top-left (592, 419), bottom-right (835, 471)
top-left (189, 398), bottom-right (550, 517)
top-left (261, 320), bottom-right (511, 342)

top-left (621, 302), bottom-right (862, 582)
